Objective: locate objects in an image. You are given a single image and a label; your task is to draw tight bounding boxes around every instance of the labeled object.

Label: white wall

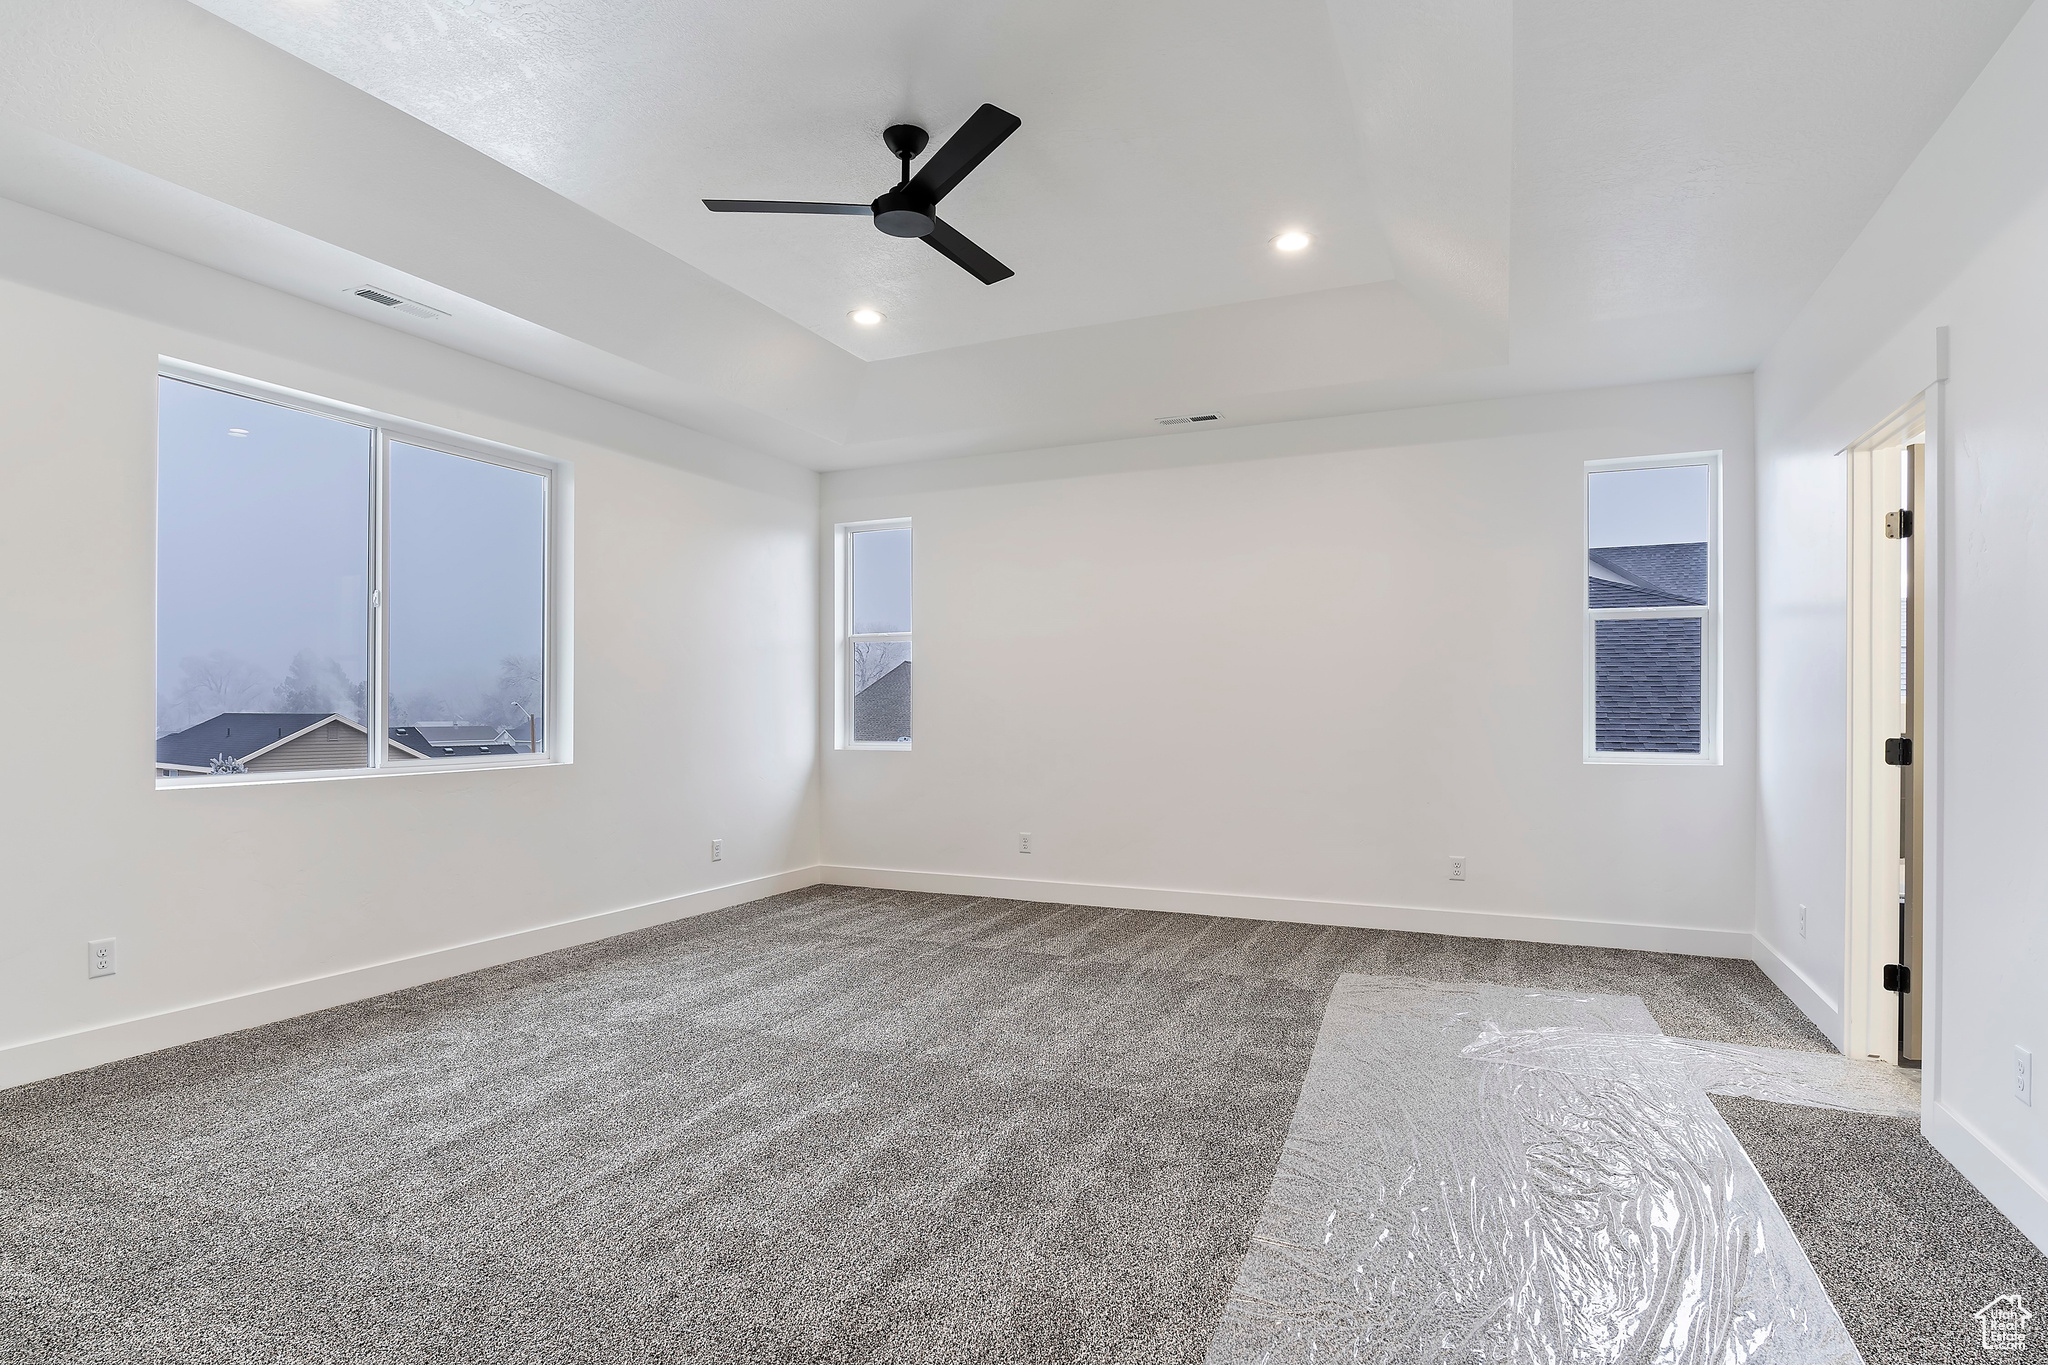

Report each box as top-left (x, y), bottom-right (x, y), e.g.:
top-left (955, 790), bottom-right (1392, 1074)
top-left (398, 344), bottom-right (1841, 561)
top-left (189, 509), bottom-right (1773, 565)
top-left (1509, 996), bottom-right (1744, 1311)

top-left (820, 376), bottom-right (1757, 955)
top-left (1755, 1), bottom-right (2048, 1252)
top-left (0, 200), bottom-right (821, 1087)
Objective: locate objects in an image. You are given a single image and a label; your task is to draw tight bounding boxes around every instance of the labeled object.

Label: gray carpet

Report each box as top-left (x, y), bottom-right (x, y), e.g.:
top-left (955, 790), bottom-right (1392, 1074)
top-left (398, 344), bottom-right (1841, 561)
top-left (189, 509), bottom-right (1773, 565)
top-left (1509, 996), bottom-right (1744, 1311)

top-left (0, 884), bottom-right (1988, 1363)
top-left (1714, 1095), bottom-right (2048, 1364)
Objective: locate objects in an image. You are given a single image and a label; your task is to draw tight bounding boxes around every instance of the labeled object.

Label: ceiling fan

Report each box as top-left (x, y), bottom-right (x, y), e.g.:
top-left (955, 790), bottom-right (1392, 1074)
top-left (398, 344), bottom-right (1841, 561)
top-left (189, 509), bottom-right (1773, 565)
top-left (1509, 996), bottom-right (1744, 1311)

top-left (704, 104), bottom-right (1022, 285)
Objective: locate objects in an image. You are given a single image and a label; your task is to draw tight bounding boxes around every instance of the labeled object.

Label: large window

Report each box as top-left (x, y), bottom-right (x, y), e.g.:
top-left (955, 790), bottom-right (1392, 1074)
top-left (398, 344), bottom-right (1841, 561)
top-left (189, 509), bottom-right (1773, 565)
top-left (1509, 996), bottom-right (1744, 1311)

top-left (1584, 453), bottom-right (1719, 763)
top-left (838, 520), bottom-right (912, 748)
top-left (156, 366), bottom-right (558, 783)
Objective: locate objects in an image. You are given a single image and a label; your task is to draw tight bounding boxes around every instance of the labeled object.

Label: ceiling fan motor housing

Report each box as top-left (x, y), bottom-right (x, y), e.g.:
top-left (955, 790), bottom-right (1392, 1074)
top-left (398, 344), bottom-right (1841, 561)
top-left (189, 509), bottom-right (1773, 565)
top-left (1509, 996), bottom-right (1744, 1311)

top-left (871, 187), bottom-right (937, 238)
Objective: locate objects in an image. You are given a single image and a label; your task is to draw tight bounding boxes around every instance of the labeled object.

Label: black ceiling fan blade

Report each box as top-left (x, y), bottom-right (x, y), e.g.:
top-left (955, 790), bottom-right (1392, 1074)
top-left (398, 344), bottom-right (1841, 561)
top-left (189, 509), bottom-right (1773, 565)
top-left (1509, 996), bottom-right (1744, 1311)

top-left (702, 200), bottom-right (873, 215)
top-left (922, 218), bottom-right (1013, 284)
top-left (906, 104), bottom-right (1021, 203)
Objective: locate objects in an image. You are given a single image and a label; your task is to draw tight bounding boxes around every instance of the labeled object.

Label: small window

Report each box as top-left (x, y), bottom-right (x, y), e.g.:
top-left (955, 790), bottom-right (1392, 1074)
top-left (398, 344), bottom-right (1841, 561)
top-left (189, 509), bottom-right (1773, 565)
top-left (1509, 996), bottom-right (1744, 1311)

top-left (838, 520), bottom-right (912, 748)
top-left (156, 368), bottom-right (558, 782)
top-left (1584, 454), bottom-right (1718, 763)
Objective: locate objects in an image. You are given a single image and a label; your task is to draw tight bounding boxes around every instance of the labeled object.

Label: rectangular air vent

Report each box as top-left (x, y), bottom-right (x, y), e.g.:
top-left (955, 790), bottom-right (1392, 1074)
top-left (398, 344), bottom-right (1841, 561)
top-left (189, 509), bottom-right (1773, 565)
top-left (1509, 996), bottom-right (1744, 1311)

top-left (1155, 413), bottom-right (1222, 426)
top-left (350, 286), bottom-right (448, 320)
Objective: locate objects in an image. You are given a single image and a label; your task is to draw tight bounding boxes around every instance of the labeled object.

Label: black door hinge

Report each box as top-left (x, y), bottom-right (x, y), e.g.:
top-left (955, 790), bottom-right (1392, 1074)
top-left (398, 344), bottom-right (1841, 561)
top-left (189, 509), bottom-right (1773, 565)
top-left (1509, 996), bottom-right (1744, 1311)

top-left (1884, 736), bottom-right (1913, 766)
top-left (1883, 963), bottom-right (1911, 993)
top-left (1885, 509), bottom-right (1914, 539)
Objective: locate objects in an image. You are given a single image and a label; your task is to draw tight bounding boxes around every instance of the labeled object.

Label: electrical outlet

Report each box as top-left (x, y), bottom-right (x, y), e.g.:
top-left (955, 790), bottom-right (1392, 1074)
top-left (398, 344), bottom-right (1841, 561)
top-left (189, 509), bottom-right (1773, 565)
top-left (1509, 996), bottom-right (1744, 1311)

top-left (1798, 904), bottom-right (1807, 939)
top-left (1448, 856), bottom-right (1467, 882)
top-left (1018, 832), bottom-right (1033, 854)
top-left (2018, 1046), bottom-right (2033, 1107)
top-left (711, 838), bottom-right (723, 863)
top-left (87, 938), bottom-right (116, 979)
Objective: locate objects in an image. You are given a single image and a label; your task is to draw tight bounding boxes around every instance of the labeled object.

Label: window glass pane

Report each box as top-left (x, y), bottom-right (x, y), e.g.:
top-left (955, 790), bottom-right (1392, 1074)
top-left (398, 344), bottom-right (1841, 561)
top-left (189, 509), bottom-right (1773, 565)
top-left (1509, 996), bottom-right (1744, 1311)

top-left (850, 527), bottom-right (912, 634)
top-left (851, 640), bottom-right (913, 743)
top-left (388, 443), bottom-right (547, 760)
top-left (1587, 465), bottom-right (1709, 606)
top-left (155, 378), bottom-right (371, 776)
top-left (1594, 617), bottom-right (1702, 753)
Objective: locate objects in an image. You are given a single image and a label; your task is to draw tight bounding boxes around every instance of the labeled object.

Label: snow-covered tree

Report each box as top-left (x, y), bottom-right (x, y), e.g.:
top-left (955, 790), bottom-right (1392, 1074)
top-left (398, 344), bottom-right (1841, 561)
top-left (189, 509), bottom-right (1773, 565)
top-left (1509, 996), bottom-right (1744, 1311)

top-left (273, 651), bottom-right (361, 720)
top-left (158, 651), bottom-right (273, 735)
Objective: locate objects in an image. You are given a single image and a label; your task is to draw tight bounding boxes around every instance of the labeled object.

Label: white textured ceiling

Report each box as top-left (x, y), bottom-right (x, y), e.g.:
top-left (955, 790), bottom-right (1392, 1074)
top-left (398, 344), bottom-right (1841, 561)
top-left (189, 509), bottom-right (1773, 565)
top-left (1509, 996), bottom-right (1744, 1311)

top-left (0, 0), bottom-right (2034, 470)
top-left (189, 0), bottom-right (1397, 361)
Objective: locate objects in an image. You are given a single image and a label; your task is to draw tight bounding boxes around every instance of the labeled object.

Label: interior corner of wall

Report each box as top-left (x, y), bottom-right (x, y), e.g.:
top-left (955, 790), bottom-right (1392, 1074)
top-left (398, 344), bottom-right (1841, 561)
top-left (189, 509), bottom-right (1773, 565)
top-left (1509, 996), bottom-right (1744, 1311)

top-left (1751, 932), bottom-right (1845, 1051)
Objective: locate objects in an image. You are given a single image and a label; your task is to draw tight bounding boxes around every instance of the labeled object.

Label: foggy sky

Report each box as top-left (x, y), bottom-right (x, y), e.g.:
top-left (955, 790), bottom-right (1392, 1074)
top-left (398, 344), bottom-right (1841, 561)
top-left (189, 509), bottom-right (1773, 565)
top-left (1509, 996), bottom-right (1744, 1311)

top-left (156, 377), bottom-right (544, 733)
top-left (850, 526), bottom-right (911, 635)
top-left (1587, 464), bottom-right (1710, 548)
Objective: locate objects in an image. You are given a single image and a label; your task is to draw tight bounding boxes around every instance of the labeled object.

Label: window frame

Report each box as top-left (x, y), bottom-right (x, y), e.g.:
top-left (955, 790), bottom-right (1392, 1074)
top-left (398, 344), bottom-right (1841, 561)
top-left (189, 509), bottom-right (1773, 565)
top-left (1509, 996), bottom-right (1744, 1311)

top-left (1582, 450), bottom-right (1722, 766)
top-left (155, 358), bottom-right (569, 789)
top-left (835, 517), bottom-right (913, 751)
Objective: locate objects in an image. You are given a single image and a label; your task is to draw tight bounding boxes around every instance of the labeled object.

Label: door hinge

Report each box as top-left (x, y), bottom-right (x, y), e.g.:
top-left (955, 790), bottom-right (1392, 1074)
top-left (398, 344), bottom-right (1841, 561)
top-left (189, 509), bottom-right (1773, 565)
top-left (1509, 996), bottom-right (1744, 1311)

top-left (1885, 509), bottom-right (1914, 539)
top-left (1884, 735), bottom-right (1912, 766)
top-left (1882, 962), bottom-right (1911, 993)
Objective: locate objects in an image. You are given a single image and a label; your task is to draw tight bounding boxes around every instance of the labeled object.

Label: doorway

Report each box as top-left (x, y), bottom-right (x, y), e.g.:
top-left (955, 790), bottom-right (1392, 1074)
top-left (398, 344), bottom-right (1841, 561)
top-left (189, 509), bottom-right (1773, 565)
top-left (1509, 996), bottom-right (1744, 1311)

top-left (1845, 397), bottom-right (1926, 1067)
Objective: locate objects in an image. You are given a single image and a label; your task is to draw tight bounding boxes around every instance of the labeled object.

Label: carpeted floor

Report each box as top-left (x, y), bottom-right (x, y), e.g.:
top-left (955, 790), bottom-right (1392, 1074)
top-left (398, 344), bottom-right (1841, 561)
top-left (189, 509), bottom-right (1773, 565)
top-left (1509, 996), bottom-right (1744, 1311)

top-left (0, 885), bottom-right (2027, 1363)
top-left (1715, 1095), bottom-right (2048, 1364)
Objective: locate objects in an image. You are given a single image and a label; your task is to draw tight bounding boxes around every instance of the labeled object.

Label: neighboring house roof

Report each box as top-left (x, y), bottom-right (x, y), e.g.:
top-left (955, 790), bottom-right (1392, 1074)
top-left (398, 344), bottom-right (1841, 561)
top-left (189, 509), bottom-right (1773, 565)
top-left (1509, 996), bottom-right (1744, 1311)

top-left (852, 661), bottom-right (913, 743)
top-left (1588, 577), bottom-right (1695, 608)
top-left (155, 713), bottom-right (343, 770)
top-left (1593, 617), bottom-right (1702, 752)
top-left (389, 725), bottom-right (521, 757)
top-left (157, 713), bottom-right (519, 772)
top-left (402, 724), bottom-right (506, 745)
top-left (1587, 542), bottom-right (1707, 605)
top-left (1588, 541), bottom-right (1709, 753)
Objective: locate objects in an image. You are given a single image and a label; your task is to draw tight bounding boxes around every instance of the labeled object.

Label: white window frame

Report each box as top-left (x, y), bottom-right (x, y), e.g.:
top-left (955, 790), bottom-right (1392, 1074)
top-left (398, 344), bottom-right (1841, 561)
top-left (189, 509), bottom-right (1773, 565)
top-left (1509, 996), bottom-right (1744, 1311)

top-left (1582, 450), bottom-right (1721, 765)
top-left (835, 517), bottom-right (913, 751)
top-left (156, 358), bottom-right (571, 788)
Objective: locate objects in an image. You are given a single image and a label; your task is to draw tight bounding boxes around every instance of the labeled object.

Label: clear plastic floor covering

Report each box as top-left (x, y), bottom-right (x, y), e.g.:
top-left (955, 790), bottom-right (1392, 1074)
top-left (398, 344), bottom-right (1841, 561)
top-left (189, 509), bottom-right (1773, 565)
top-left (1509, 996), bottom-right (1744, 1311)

top-left (1207, 975), bottom-right (1910, 1364)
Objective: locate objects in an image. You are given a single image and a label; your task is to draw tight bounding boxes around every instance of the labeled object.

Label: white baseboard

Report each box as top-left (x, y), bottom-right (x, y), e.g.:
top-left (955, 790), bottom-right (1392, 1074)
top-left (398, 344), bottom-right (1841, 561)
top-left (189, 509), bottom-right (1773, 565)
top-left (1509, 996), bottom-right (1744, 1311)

top-left (1749, 933), bottom-right (1845, 1050)
top-left (0, 867), bottom-right (823, 1093)
top-left (0, 866), bottom-right (1796, 1095)
top-left (1925, 1098), bottom-right (2048, 1257)
top-left (815, 865), bottom-right (1754, 958)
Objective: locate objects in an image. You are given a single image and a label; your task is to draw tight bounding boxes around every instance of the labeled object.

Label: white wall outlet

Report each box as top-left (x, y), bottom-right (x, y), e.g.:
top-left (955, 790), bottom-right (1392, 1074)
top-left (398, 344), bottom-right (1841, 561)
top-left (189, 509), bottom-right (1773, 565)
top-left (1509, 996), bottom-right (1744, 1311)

top-left (1798, 904), bottom-right (1808, 939)
top-left (1018, 832), bottom-right (1033, 854)
top-left (2017, 1046), bottom-right (2033, 1107)
top-left (87, 938), bottom-right (116, 979)
top-left (711, 838), bottom-right (723, 862)
top-left (1448, 856), bottom-right (1468, 882)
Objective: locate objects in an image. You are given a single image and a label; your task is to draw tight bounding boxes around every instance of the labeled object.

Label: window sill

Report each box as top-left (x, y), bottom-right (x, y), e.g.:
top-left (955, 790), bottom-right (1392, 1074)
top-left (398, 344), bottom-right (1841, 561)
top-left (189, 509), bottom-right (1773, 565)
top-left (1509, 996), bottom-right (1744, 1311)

top-left (156, 755), bottom-right (565, 790)
top-left (839, 742), bottom-right (914, 753)
top-left (1584, 752), bottom-right (1720, 767)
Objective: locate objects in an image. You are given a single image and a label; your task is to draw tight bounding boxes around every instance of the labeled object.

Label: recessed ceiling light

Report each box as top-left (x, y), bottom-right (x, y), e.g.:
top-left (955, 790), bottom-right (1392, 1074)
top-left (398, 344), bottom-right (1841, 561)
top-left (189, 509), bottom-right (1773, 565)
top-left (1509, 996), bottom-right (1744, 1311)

top-left (227, 428), bottom-right (249, 437)
top-left (1271, 230), bottom-right (1313, 253)
top-left (849, 308), bottom-right (885, 326)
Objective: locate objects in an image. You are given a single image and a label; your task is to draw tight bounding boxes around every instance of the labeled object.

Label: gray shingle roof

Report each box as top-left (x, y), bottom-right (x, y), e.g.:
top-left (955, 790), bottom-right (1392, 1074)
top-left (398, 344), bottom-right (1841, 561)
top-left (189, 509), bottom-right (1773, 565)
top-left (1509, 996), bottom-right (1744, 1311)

top-left (852, 661), bottom-right (913, 743)
top-left (157, 713), bottom-right (520, 768)
top-left (1588, 577), bottom-right (1695, 608)
top-left (1589, 542), bottom-right (1708, 754)
top-left (1588, 542), bottom-right (1707, 605)
top-left (1594, 617), bottom-right (1702, 752)
top-left (401, 725), bottom-right (504, 745)
top-left (390, 726), bottom-right (520, 757)
top-left (156, 713), bottom-right (340, 768)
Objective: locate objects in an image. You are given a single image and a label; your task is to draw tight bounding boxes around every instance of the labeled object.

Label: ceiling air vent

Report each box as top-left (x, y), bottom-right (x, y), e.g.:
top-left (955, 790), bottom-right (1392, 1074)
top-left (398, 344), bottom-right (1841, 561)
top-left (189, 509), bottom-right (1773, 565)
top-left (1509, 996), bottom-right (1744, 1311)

top-left (349, 286), bottom-right (448, 320)
top-left (1155, 412), bottom-right (1222, 426)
